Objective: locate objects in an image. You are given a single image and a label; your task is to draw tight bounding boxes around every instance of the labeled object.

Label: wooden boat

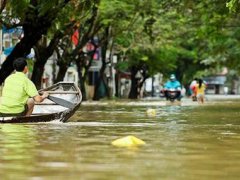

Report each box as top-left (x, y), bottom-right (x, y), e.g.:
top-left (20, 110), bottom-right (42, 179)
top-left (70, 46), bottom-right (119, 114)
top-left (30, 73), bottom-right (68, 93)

top-left (0, 82), bottom-right (82, 123)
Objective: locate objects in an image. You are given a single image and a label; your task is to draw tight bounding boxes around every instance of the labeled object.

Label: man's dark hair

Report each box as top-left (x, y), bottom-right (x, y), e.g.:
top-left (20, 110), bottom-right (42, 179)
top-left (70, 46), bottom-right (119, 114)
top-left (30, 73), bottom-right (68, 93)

top-left (13, 58), bottom-right (27, 72)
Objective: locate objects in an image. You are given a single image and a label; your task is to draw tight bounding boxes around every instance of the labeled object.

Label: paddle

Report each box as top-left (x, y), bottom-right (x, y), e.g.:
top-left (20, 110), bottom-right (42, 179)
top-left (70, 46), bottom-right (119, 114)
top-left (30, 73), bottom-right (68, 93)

top-left (47, 95), bottom-right (75, 109)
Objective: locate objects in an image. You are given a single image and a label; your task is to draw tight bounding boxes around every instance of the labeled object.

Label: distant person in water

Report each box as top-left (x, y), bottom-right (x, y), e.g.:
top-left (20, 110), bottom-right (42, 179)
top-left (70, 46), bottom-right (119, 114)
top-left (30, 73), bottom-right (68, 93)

top-left (195, 78), bottom-right (206, 104)
top-left (189, 78), bottom-right (198, 101)
top-left (0, 57), bottom-right (49, 117)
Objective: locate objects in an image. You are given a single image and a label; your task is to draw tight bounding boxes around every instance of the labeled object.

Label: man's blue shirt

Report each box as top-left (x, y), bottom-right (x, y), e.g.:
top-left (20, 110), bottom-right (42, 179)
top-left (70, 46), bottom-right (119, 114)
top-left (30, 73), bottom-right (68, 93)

top-left (164, 80), bottom-right (181, 89)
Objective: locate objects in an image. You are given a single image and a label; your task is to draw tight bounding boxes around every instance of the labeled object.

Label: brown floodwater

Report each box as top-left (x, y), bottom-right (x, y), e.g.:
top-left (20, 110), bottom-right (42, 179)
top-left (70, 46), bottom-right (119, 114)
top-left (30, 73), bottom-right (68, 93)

top-left (0, 99), bottom-right (240, 180)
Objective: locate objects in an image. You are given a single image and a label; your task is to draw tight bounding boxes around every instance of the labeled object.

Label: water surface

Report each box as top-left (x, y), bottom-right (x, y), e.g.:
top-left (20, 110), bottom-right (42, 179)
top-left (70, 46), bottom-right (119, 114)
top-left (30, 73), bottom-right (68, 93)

top-left (0, 99), bottom-right (240, 179)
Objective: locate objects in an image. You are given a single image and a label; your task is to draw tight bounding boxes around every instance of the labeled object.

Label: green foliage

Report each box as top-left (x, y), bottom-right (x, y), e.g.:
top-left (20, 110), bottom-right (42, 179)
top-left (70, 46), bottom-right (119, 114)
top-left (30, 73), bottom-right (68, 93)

top-left (115, 61), bottom-right (129, 71)
top-left (226, 0), bottom-right (239, 12)
top-left (8, 0), bottom-right (29, 13)
top-left (2, 0), bottom-right (69, 24)
top-left (3, 0), bottom-right (240, 85)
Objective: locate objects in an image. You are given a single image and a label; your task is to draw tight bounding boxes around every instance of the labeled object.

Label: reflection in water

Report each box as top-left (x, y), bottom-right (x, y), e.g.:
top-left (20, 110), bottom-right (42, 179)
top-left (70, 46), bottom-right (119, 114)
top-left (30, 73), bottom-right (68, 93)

top-left (0, 100), bottom-right (240, 179)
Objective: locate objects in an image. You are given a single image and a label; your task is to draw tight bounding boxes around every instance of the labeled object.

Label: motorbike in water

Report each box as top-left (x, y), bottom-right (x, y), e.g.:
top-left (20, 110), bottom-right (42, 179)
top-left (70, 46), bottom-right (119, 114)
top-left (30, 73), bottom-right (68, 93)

top-left (163, 88), bottom-right (182, 102)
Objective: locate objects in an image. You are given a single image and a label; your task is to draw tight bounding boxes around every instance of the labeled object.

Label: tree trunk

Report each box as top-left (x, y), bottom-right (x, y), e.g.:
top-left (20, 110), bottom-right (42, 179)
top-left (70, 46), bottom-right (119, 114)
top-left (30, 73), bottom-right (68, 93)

top-left (55, 63), bottom-right (68, 83)
top-left (92, 63), bottom-right (109, 100)
top-left (31, 32), bottom-right (63, 88)
top-left (128, 67), bottom-right (138, 99)
top-left (31, 60), bottom-right (45, 89)
top-left (92, 44), bottom-right (109, 100)
top-left (80, 75), bottom-right (87, 101)
top-left (76, 59), bottom-right (87, 101)
top-left (92, 27), bottom-right (111, 100)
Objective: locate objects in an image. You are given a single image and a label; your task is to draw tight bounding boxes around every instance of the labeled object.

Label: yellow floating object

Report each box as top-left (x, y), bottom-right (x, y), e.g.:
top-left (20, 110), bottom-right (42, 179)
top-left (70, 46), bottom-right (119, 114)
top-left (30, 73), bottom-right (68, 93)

top-left (146, 108), bottom-right (156, 116)
top-left (111, 136), bottom-right (146, 147)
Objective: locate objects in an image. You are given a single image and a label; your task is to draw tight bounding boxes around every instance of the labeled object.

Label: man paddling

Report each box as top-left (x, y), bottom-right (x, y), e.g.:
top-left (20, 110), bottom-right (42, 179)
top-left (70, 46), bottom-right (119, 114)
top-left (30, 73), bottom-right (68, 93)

top-left (0, 57), bottom-right (49, 116)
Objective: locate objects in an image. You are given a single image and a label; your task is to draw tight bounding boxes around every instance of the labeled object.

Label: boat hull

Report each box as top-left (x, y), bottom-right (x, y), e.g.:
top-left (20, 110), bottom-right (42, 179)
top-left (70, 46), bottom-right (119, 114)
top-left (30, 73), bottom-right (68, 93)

top-left (0, 82), bottom-right (82, 123)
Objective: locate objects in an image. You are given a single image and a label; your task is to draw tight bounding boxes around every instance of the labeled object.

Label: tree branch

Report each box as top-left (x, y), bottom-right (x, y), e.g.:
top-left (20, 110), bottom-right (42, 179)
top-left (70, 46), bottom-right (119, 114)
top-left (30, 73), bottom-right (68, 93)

top-left (0, 0), bottom-right (7, 14)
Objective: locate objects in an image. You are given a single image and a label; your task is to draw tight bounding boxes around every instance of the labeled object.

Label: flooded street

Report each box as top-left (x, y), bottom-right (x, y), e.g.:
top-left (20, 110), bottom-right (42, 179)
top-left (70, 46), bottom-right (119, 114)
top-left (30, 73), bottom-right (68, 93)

top-left (0, 98), bottom-right (240, 179)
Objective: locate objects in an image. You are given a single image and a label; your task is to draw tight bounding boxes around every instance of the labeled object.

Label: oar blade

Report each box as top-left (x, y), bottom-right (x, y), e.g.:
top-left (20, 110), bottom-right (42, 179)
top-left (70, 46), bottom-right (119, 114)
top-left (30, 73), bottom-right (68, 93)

top-left (48, 96), bottom-right (75, 109)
